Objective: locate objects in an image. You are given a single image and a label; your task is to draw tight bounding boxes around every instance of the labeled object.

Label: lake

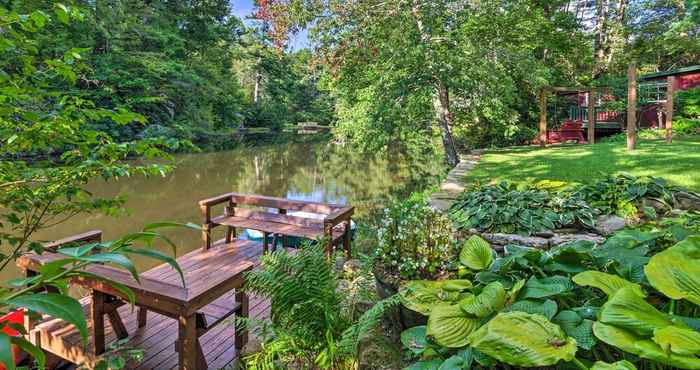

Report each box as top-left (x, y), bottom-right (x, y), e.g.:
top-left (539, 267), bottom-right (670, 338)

top-left (2, 141), bottom-right (443, 281)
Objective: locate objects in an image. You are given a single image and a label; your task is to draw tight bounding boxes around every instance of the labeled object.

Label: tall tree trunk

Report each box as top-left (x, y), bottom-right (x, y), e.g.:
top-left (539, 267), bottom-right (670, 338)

top-left (434, 82), bottom-right (459, 167)
top-left (411, 0), bottom-right (459, 167)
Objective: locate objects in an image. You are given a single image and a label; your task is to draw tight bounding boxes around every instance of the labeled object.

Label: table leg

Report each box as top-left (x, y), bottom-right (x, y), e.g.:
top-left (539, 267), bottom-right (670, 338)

top-left (235, 290), bottom-right (249, 350)
top-left (178, 314), bottom-right (197, 370)
top-left (91, 290), bottom-right (106, 355)
top-left (263, 232), bottom-right (270, 254)
top-left (343, 221), bottom-right (351, 258)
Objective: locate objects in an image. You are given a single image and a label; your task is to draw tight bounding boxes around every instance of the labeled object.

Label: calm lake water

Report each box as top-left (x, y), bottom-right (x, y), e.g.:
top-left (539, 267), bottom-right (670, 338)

top-left (3, 141), bottom-right (442, 281)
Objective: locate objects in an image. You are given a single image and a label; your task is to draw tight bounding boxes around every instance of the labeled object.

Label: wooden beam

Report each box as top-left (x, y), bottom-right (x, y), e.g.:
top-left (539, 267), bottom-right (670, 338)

top-left (539, 89), bottom-right (547, 147)
top-left (627, 63), bottom-right (637, 151)
top-left (666, 75), bottom-right (675, 143)
top-left (588, 88), bottom-right (596, 144)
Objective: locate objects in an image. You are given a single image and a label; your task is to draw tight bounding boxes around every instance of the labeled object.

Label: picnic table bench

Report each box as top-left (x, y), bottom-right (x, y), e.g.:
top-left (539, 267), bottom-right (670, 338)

top-left (199, 193), bottom-right (354, 257)
top-left (17, 230), bottom-right (253, 370)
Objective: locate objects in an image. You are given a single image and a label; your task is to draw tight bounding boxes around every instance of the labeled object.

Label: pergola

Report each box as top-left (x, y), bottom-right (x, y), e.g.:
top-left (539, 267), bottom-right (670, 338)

top-left (538, 86), bottom-right (598, 147)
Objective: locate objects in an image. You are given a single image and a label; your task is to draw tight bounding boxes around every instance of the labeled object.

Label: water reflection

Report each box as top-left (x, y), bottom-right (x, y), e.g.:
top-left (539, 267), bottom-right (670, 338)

top-left (3, 142), bottom-right (442, 280)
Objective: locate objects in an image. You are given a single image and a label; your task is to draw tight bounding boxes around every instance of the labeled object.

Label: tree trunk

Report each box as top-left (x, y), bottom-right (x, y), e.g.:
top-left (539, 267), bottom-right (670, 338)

top-left (626, 63), bottom-right (637, 151)
top-left (411, 0), bottom-right (459, 167)
top-left (434, 82), bottom-right (459, 167)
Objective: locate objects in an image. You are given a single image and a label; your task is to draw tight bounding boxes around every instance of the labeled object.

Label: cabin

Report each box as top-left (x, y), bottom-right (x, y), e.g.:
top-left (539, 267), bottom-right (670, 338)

top-left (539, 65), bottom-right (700, 145)
top-left (638, 65), bottom-right (700, 128)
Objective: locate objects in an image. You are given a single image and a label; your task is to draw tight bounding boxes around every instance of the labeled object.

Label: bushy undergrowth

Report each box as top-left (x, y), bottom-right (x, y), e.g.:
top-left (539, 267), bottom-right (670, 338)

top-left (450, 182), bottom-right (596, 235)
top-left (374, 194), bottom-right (456, 280)
top-left (450, 174), bottom-right (687, 235)
top-left (398, 213), bottom-right (700, 370)
top-left (241, 243), bottom-right (401, 370)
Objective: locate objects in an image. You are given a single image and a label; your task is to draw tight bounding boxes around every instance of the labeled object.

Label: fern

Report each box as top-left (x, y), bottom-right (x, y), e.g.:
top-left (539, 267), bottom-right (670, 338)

top-left (338, 294), bottom-right (401, 355)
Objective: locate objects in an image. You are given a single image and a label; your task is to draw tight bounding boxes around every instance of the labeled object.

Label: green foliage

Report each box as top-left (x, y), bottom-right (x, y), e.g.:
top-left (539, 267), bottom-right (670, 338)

top-left (574, 173), bottom-right (679, 217)
top-left (450, 182), bottom-right (595, 235)
top-left (459, 236), bottom-right (493, 271)
top-left (374, 194), bottom-right (456, 280)
top-left (243, 243), bottom-right (399, 369)
top-left (677, 87), bottom-right (700, 119)
top-left (467, 312), bottom-right (578, 367)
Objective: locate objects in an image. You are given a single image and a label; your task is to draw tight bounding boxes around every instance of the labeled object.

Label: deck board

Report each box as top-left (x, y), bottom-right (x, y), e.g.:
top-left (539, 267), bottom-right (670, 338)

top-left (29, 239), bottom-right (272, 369)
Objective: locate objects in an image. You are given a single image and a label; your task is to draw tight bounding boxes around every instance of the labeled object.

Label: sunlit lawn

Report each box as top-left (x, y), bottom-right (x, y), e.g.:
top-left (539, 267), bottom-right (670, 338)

top-left (464, 137), bottom-right (700, 191)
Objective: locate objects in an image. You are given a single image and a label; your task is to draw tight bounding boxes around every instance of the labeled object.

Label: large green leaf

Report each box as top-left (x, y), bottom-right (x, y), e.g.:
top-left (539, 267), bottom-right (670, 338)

top-left (645, 236), bottom-right (700, 306)
top-left (572, 270), bottom-right (644, 298)
top-left (426, 303), bottom-right (482, 348)
top-left (599, 286), bottom-right (677, 337)
top-left (467, 312), bottom-right (577, 367)
top-left (404, 359), bottom-right (442, 370)
top-left (4, 293), bottom-right (87, 343)
top-left (459, 235), bottom-right (493, 270)
top-left (459, 282), bottom-right (505, 318)
top-left (652, 326), bottom-right (700, 356)
top-left (552, 310), bottom-right (596, 350)
top-left (504, 299), bottom-right (558, 320)
top-left (590, 360), bottom-right (637, 370)
top-left (401, 326), bottom-right (429, 355)
top-left (399, 280), bottom-right (473, 315)
top-left (593, 322), bottom-right (700, 369)
top-left (521, 275), bottom-right (573, 299)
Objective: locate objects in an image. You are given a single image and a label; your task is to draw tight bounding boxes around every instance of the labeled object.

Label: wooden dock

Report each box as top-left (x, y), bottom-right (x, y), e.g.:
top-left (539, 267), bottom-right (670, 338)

top-left (26, 239), bottom-right (271, 369)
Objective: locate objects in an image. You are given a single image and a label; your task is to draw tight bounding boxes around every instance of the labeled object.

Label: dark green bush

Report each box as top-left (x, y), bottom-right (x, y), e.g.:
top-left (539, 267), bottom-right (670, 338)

top-left (449, 182), bottom-right (596, 235)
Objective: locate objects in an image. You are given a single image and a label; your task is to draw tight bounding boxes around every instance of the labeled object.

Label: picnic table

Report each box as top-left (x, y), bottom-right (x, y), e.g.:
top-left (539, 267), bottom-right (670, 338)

top-left (17, 231), bottom-right (253, 370)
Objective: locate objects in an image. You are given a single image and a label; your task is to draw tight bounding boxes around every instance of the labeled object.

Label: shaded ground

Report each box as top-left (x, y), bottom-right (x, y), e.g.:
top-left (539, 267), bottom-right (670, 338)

top-left (463, 138), bottom-right (700, 191)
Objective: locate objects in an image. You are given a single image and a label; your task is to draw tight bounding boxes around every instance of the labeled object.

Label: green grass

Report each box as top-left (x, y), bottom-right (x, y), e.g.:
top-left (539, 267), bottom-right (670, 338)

top-left (464, 137), bottom-right (700, 191)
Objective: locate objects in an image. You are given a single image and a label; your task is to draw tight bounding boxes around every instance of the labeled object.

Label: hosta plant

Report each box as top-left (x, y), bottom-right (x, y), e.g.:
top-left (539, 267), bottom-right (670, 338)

top-left (450, 181), bottom-right (595, 235)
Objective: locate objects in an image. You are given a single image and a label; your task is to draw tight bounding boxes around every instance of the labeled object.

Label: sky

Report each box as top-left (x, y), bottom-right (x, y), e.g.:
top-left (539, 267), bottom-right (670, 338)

top-left (230, 0), bottom-right (310, 51)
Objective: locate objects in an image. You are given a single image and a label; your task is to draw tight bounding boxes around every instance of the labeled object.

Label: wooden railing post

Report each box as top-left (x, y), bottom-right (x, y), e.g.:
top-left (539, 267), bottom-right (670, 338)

top-left (539, 89), bottom-right (547, 147)
top-left (666, 75), bottom-right (675, 143)
top-left (235, 290), bottom-right (249, 350)
top-left (224, 199), bottom-right (236, 243)
top-left (627, 63), bottom-right (637, 151)
top-left (588, 88), bottom-right (596, 144)
top-left (201, 204), bottom-right (212, 250)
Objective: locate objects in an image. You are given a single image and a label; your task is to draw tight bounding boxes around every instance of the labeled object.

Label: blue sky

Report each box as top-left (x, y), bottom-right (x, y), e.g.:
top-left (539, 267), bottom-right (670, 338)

top-left (231, 0), bottom-right (310, 51)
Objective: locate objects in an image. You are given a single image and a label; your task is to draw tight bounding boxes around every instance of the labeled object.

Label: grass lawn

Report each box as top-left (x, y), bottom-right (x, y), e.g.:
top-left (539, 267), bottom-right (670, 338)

top-left (464, 137), bottom-right (700, 191)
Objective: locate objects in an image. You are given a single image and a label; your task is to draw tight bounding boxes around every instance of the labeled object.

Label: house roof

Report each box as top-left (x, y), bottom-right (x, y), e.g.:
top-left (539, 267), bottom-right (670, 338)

top-left (641, 65), bottom-right (700, 80)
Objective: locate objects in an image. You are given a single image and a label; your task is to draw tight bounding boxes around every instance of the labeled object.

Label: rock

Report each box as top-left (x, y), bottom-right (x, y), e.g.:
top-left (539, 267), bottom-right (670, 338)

top-left (240, 337), bottom-right (263, 357)
top-left (343, 259), bottom-right (363, 276)
top-left (675, 191), bottom-right (700, 211)
top-left (594, 215), bottom-right (627, 236)
top-left (533, 230), bottom-right (555, 238)
top-left (481, 233), bottom-right (549, 249)
top-left (642, 197), bottom-right (669, 215)
top-left (550, 233), bottom-right (605, 246)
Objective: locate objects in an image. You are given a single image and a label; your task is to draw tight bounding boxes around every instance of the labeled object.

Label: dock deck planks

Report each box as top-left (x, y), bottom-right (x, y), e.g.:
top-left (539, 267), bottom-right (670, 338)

top-left (29, 239), bottom-right (271, 369)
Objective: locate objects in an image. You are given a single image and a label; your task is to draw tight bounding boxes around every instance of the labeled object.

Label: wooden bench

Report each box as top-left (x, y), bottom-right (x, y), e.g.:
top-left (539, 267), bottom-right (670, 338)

top-left (17, 231), bottom-right (254, 370)
top-left (199, 193), bottom-right (354, 257)
top-left (548, 120), bottom-right (586, 143)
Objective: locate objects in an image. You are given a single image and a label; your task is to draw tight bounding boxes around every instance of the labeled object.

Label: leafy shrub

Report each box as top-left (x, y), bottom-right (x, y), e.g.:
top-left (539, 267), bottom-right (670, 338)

top-left (599, 129), bottom-right (667, 143)
top-left (374, 194), bottom-right (456, 280)
top-left (242, 243), bottom-right (401, 369)
top-left (677, 86), bottom-right (700, 119)
top-left (574, 173), bottom-right (679, 218)
top-left (397, 228), bottom-right (700, 370)
top-left (449, 182), bottom-right (595, 235)
top-left (674, 117), bottom-right (700, 135)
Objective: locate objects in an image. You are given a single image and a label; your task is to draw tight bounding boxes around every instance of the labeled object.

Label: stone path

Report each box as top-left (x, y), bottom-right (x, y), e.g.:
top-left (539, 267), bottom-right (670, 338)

top-left (428, 150), bottom-right (482, 211)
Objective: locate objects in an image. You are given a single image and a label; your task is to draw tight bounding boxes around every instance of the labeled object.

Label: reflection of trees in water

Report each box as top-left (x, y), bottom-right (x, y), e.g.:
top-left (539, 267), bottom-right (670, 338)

top-left (22, 142), bottom-right (442, 278)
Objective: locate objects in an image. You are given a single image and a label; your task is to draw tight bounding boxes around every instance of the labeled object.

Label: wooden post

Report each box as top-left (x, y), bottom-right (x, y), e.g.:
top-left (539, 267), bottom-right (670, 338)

top-left (539, 89), bottom-right (547, 147)
top-left (626, 63), bottom-right (637, 151)
top-left (666, 75), bottom-right (675, 143)
top-left (235, 290), bottom-right (249, 350)
top-left (178, 314), bottom-right (197, 370)
top-left (588, 88), bottom-right (596, 144)
top-left (91, 290), bottom-right (106, 355)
